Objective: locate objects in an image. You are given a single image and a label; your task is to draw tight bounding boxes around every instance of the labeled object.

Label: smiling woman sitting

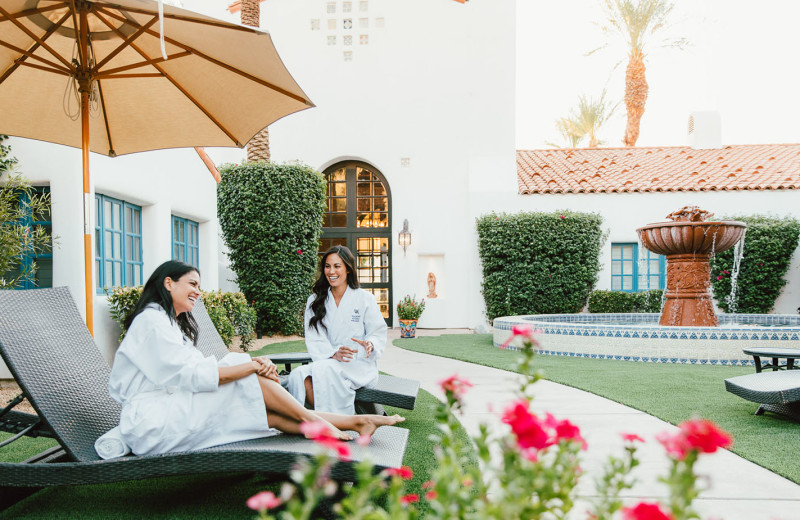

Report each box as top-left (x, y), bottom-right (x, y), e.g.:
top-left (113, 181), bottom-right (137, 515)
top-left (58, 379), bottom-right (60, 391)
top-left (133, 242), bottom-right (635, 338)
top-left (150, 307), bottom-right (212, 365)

top-left (107, 260), bottom-right (402, 456)
top-left (287, 246), bottom-right (388, 415)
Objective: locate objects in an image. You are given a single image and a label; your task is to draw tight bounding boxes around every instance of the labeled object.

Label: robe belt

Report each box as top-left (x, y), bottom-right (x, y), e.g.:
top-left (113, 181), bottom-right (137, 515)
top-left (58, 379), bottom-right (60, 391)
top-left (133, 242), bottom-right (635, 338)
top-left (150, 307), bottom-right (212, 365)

top-left (123, 386), bottom-right (180, 404)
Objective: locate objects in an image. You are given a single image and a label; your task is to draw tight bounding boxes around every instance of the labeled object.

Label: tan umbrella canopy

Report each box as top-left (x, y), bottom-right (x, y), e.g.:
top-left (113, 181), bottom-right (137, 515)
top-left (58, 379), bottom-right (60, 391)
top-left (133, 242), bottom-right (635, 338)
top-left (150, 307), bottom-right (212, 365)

top-left (0, 0), bottom-right (313, 333)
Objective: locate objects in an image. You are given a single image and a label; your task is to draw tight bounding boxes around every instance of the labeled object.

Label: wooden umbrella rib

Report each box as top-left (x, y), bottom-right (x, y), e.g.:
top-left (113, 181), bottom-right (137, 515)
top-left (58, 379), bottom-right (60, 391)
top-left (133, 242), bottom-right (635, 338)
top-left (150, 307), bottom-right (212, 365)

top-left (95, 79), bottom-right (115, 156)
top-left (69, 0), bottom-right (86, 68)
top-left (0, 39), bottom-right (73, 76)
top-left (14, 60), bottom-right (72, 76)
top-left (98, 8), bottom-right (312, 106)
top-left (0, 10), bottom-right (73, 86)
top-left (98, 20), bottom-right (243, 147)
top-left (98, 72), bottom-right (164, 78)
top-left (92, 12), bottom-right (159, 72)
top-left (94, 51), bottom-right (191, 77)
top-left (0, 2), bottom-right (71, 22)
top-left (0, 4), bottom-right (74, 71)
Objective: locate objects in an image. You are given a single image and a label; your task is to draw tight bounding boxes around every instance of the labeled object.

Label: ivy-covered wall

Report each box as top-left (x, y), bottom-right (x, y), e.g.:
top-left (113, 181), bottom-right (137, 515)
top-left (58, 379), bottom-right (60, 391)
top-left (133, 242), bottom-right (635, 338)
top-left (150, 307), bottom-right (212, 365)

top-left (217, 162), bottom-right (326, 335)
top-left (711, 214), bottom-right (800, 314)
top-left (476, 210), bottom-right (606, 320)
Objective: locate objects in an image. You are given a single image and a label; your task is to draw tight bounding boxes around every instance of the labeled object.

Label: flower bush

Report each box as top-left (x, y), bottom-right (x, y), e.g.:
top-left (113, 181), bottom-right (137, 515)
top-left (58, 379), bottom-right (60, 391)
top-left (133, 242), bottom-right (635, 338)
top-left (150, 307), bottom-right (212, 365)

top-left (397, 294), bottom-right (426, 320)
top-left (248, 327), bottom-right (732, 519)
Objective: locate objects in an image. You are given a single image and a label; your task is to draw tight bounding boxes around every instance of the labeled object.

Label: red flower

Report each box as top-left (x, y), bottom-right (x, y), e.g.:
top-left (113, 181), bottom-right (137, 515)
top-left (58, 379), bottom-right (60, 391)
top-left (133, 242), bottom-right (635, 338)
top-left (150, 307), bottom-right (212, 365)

top-left (400, 494), bottom-right (419, 505)
top-left (622, 502), bottom-right (673, 520)
top-left (621, 432), bottom-right (645, 443)
top-left (559, 215), bottom-right (566, 219)
top-left (387, 466), bottom-right (413, 480)
top-left (247, 491), bottom-right (282, 511)
top-left (425, 491), bottom-right (438, 500)
top-left (297, 249), bottom-right (303, 255)
top-left (680, 419), bottom-right (732, 454)
top-left (552, 416), bottom-right (586, 449)
top-left (716, 275), bottom-right (724, 280)
top-left (438, 374), bottom-right (473, 402)
top-left (502, 400), bottom-right (551, 453)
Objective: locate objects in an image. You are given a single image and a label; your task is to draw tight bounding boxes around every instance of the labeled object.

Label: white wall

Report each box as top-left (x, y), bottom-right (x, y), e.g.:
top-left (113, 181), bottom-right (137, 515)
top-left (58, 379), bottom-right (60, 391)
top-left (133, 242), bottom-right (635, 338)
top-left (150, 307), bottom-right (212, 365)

top-left (2, 138), bottom-right (221, 377)
top-left (252, 0), bottom-right (517, 328)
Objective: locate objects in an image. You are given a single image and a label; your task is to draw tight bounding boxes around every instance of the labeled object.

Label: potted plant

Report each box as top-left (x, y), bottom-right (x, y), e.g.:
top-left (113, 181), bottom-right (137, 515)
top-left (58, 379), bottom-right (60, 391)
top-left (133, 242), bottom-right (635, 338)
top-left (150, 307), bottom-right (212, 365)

top-left (397, 294), bottom-right (425, 338)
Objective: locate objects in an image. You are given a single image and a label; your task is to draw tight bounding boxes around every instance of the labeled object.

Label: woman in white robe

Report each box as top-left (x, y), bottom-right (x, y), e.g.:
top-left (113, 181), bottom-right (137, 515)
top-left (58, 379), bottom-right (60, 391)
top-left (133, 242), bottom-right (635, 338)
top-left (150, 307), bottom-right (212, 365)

top-left (108, 260), bottom-right (402, 456)
top-left (288, 246), bottom-right (387, 414)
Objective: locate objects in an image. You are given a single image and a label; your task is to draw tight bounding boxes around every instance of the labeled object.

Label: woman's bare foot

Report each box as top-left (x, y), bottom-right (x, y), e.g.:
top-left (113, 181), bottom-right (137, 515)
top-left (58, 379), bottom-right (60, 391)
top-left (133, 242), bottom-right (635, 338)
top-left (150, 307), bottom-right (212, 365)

top-left (353, 414), bottom-right (405, 438)
top-left (301, 416), bottom-right (353, 441)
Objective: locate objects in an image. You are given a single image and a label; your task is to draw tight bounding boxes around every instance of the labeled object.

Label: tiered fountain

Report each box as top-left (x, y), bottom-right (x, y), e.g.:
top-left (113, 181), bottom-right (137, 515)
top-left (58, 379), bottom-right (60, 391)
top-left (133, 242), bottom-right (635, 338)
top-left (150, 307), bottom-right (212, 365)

top-left (636, 206), bottom-right (747, 327)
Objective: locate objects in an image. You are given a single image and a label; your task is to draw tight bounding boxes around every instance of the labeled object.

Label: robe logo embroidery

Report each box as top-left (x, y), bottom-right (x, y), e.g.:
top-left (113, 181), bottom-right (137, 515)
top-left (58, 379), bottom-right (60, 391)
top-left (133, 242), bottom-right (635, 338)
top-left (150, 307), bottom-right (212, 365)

top-left (351, 309), bottom-right (361, 323)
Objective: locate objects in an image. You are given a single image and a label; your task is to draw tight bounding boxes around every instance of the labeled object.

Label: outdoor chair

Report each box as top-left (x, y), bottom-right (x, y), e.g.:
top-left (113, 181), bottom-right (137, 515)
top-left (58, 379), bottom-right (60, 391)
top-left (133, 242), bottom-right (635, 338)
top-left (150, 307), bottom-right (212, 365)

top-left (192, 301), bottom-right (420, 416)
top-left (0, 287), bottom-right (409, 513)
top-left (724, 370), bottom-right (800, 420)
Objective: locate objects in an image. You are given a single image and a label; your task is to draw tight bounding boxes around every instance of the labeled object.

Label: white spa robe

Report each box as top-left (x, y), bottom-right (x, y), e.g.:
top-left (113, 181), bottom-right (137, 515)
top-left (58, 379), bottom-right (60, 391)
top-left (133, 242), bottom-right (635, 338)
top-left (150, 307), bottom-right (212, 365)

top-left (108, 303), bottom-right (277, 456)
top-left (287, 287), bottom-right (387, 414)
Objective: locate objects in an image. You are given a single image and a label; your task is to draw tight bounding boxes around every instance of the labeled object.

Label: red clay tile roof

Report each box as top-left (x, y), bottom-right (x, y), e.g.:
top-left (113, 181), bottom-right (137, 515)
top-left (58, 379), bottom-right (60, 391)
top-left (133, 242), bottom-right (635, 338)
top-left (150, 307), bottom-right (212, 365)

top-left (517, 144), bottom-right (800, 194)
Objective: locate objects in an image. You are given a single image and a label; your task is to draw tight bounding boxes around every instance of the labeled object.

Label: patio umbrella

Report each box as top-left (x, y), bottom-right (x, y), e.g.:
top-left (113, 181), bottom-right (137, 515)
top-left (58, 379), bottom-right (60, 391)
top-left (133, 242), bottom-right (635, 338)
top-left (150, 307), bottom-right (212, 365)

top-left (0, 0), bottom-right (313, 333)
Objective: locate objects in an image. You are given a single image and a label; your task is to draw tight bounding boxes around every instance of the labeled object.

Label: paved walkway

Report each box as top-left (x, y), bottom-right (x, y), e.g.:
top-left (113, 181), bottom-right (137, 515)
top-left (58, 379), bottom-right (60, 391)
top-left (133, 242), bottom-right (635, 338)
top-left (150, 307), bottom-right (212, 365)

top-left (382, 328), bottom-right (800, 520)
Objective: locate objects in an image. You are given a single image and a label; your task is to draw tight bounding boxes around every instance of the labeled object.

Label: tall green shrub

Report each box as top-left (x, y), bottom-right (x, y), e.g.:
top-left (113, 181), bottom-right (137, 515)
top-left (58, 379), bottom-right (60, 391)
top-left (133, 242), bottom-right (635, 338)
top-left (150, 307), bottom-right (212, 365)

top-left (476, 210), bottom-right (606, 320)
top-left (217, 162), bottom-right (326, 335)
top-left (710, 215), bottom-right (800, 313)
top-left (588, 289), bottom-right (663, 313)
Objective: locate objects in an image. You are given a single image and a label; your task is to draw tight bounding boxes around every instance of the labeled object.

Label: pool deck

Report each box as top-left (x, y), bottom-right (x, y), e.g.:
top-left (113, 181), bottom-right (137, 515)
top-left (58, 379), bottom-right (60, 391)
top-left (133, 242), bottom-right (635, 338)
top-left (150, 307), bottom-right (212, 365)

top-left (383, 328), bottom-right (800, 520)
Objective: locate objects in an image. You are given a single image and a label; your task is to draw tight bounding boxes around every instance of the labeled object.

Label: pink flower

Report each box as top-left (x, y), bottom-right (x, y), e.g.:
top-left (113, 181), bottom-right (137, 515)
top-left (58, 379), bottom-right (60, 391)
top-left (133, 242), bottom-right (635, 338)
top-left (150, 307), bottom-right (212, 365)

top-left (500, 324), bottom-right (540, 349)
top-left (422, 480), bottom-right (435, 490)
top-left (297, 249), bottom-right (303, 255)
top-left (387, 466), bottom-right (413, 480)
top-left (438, 374), bottom-right (473, 402)
top-left (300, 421), bottom-right (352, 461)
top-left (502, 400), bottom-right (551, 452)
top-left (356, 433), bottom-right (372, 446)
top-left (716, 275), bottom-right (724, 280)
top-left (657, 419), bottom-right (732, 460)
top-left (621, 432), bottom-right (645, 443)
top-left (622, 502), bottom-right (674, 520)
top-left (552, 416), bottom-right (586, 449)
top-left (559, 215), bottom-right (566, 219)
top-left (247, 491), bottom-right (282, 511)
top-left (425, 490), bottom-right (438, 500)
top-left (400, 494), bottom-right (419, 505)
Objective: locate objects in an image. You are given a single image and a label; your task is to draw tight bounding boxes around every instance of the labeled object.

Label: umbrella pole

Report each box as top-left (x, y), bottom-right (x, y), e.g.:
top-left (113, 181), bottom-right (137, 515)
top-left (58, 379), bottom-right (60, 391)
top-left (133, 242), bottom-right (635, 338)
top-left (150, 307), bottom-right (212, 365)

top-left (82, 88), bottom-right (93, 336)
top-left (78, 7), bottom-right (93, 336)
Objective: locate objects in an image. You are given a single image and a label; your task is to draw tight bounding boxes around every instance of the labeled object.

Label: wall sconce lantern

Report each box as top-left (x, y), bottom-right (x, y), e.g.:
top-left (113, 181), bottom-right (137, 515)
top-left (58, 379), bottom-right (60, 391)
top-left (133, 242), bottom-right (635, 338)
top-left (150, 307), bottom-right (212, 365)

top-left (398, 219), bottom-right (411, 255)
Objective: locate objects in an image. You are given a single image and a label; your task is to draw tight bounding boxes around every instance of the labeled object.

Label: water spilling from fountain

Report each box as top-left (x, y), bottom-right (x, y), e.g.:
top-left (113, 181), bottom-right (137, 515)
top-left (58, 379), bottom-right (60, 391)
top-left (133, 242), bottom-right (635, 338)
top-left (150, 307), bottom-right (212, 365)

top-left (492, 207), bottom-right (800, 366)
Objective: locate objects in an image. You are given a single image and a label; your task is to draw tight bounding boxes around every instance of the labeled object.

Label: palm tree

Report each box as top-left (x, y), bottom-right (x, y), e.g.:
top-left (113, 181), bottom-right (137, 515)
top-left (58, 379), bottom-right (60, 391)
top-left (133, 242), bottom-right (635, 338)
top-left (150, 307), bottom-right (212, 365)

top-left (550, 90), bottom-right (618, 148)
top-left (590, 0), bottom-right (687, 147)
top-left (241, 0), bottom-right (271, 162)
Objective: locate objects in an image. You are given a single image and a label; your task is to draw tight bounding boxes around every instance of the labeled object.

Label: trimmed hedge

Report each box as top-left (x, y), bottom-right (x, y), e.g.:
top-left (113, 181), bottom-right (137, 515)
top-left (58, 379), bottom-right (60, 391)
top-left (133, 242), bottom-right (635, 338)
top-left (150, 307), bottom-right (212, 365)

top-left (476, 210), bottom-right (606, 320)
top-left (588, 289), bottom-right (663, 313)
top-left (106, 286), bottom-right (257, 350)
top-left (710, 215), bottom-right (800, 313)
top-left (217, 162), bottom-right (326, 335)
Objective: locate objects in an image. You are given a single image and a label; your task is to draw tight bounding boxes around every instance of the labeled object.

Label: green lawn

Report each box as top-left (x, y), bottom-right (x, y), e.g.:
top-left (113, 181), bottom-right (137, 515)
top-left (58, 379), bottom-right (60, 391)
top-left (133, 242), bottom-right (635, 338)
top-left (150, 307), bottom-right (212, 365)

top-left (393, 333), bottom-right (800, 484)
top-left (0, 340), bottom-right (474, 518)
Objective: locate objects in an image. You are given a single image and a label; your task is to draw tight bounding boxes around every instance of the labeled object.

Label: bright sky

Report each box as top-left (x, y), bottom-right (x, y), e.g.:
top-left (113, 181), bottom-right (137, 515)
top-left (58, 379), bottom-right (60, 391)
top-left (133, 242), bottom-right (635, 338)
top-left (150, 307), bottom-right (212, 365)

top-left (184, 0), bottom-right (800, 151)
top-left (516, 0), bottom-right (800, 149)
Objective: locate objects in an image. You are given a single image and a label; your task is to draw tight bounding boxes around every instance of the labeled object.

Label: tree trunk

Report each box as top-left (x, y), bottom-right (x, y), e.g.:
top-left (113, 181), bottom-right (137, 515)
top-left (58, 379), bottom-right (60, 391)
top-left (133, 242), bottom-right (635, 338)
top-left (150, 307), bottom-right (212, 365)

top-left (241, 0), bottom-right (271, 162)
top-left (623, 48), bottom-right (648, 147)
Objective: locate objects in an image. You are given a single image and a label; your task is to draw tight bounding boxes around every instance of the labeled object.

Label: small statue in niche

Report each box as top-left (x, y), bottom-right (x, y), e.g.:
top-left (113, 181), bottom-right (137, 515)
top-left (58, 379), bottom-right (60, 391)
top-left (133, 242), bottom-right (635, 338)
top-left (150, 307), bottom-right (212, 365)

top-left (427, 272), bottom-right (438, 299)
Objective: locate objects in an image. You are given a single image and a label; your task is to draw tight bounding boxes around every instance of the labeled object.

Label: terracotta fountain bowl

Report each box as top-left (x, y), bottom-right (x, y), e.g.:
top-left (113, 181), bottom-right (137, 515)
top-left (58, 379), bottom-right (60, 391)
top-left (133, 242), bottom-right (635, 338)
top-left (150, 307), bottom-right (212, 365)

top-left (636, 221), bottom-right (746, 256)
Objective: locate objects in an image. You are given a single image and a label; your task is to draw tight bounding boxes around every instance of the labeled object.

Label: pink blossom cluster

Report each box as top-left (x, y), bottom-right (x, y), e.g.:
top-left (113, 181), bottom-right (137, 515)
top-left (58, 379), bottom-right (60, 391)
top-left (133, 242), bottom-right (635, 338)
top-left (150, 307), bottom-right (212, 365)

top-left (437, 374), bottom-right (473, 404)
top-left (501, 399), bottom-right (586, 459)
top-left (298, 421), bottom-right (352, 461)
top-left (656, 418), bottom-right (732, 460)
top-left (500, 324), bottom-right (541, 349)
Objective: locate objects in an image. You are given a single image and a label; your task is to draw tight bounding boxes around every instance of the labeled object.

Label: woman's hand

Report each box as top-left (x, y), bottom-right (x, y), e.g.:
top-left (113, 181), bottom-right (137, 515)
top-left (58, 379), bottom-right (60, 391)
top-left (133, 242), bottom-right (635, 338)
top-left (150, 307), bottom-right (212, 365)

top-left (252, 357), bottom-right (279, 383)
top-left (350, 337), bottom-right (374, 358)
top-left (332, 345), bottom-right (357, 362)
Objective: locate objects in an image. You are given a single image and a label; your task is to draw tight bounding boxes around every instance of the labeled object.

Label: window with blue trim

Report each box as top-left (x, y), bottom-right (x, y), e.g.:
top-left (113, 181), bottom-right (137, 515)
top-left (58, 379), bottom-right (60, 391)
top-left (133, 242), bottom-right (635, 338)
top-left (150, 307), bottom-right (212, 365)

top-left (95, 194), bottom-right (142, 291)
top-left (171, 216), bottom-right (199, 267)
top-left (611, 243), bottom-right (665, 292)
top-left (2, 187), bottom-right (53, 289)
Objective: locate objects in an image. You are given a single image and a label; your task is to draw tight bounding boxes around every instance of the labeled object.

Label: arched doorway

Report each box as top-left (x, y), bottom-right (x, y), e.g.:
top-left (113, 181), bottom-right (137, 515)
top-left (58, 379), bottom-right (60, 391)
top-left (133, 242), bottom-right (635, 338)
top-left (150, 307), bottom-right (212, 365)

top-left (319, 161), bottom-right (392, 324)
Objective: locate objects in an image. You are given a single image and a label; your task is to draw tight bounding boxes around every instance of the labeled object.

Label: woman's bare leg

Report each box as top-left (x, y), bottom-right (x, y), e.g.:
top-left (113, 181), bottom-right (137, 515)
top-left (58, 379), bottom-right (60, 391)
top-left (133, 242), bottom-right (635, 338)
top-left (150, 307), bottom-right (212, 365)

top-left (304, 376), bottom-right (315, 408)
top-left (256, 377), bottom-right (404, 439)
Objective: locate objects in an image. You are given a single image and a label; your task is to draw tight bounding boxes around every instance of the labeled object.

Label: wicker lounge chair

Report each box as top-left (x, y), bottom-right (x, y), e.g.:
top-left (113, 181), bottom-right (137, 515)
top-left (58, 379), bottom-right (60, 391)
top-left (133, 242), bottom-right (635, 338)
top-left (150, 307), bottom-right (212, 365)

top-left (191, 301), bottom-right (420, 415)
top-left (724, 370), bottom-right (800, 420)
top-left (0, 288), bottom-right (409, 512)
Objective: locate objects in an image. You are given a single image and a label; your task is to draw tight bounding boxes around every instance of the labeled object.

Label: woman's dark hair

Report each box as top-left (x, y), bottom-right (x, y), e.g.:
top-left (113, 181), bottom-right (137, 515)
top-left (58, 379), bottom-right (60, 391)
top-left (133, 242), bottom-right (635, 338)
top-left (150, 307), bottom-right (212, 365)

top-left (124, 260), bottom-right (201, 345)
top-left (309, 245), bottom-right (359, 332)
